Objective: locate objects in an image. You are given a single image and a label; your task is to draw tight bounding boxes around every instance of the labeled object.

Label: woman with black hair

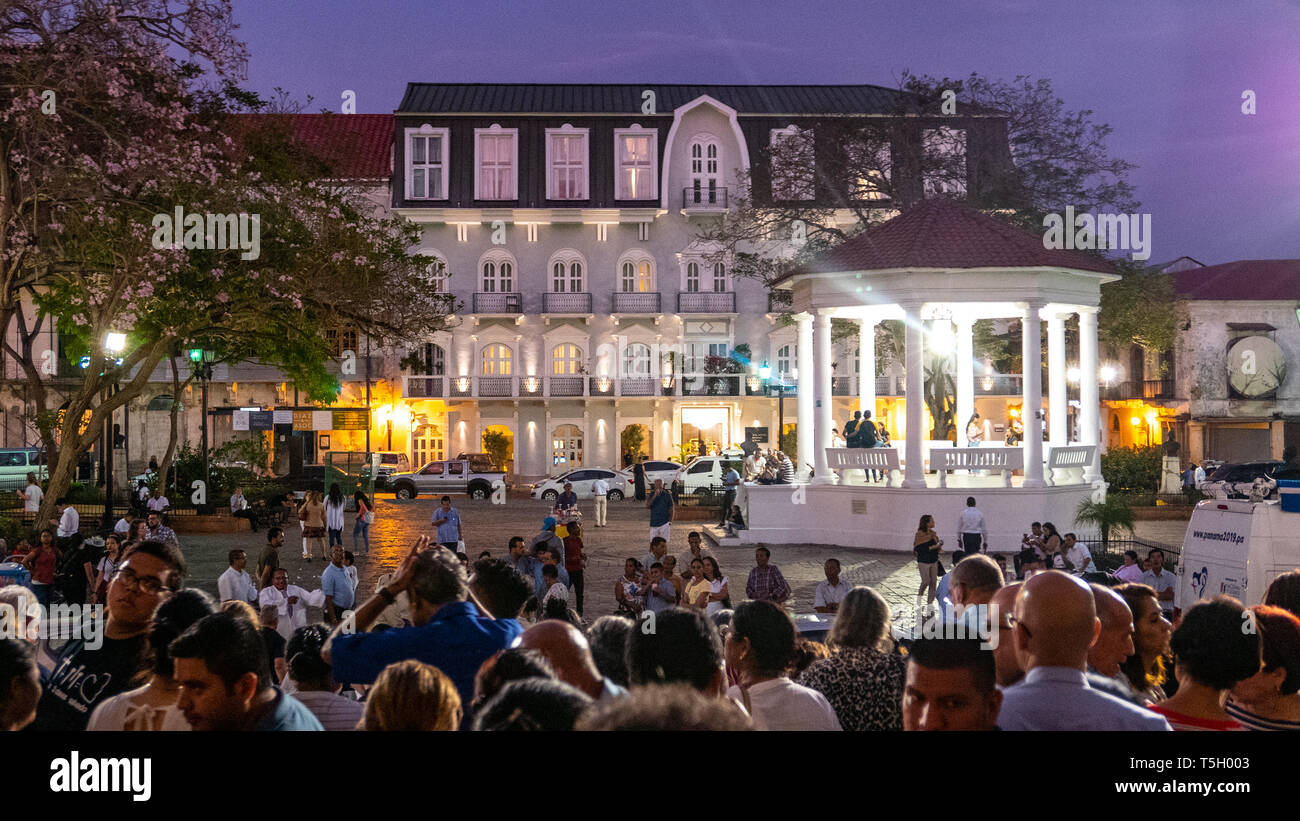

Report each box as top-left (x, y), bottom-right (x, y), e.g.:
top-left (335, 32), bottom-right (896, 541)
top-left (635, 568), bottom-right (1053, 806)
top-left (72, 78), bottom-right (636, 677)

top-left (325, 484), bottom-right (347, 551)
top-left (724, 601), bottom-right (842, 730)
top-left (1150, 596), bottom-right (1261, 730)
top-left (86, 589), bottom-right (216, 731)
top-left (1116, 583), bottom-right (1173, 704)
top-left (352, 490), bottom-right (372, 554)
top-left (285, 624), bottom-right (363, 731)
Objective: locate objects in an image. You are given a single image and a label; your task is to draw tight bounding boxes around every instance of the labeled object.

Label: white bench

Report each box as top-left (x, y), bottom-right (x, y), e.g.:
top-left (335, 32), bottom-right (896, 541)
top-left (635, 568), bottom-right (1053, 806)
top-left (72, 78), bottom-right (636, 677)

top-left (930, 446), bottom-right (1025, 488)
top-left (1046, 445), bottom-right (1096, 486)
top-left (826, 447), bottom-right (902, 487)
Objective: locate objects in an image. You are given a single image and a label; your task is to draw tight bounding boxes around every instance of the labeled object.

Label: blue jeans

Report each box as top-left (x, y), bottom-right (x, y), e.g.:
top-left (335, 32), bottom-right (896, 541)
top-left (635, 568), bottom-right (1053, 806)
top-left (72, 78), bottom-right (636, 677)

top-left (328, 528), bottom-right (343, 547)
top-left (352, 518), bottom-right (370, 552)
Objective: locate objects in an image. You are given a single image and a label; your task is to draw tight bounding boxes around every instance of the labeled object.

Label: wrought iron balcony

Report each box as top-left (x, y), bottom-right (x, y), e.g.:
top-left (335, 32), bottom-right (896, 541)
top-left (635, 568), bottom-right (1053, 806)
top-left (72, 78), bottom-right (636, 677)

top-left (681, 375), bottom-right (740, 396)
top-left (548, 376), bottom-right (585, 396)
top-left (542, 292), bottom-right (592, 314)
top-left (677, 292), bottom-right (736, 313)
top-left (478, 376), bottom-right (515, 397)
top-left (620, 378), bottom-right (657, 396)
top-left (1101, 379), bottom-right (1175, 401)
top-left (767, 291), bottom-right (793, 313)
top-left (405, 376), bottom-right (445, 398)
top-left (612, 292), bottom-right (661, 313)
top-left (472, 292), bottom-right (522, 314)
top-left (682, 186), bottom-right (729, 210)
top-left (975, 375), bottom-right (1025, 396)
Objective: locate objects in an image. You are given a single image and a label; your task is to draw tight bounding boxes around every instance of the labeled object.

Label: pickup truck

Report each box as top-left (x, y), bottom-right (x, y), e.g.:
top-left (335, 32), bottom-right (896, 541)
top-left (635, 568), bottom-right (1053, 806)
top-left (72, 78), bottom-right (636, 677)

top-left (389, 459), bottom-right (506, 501)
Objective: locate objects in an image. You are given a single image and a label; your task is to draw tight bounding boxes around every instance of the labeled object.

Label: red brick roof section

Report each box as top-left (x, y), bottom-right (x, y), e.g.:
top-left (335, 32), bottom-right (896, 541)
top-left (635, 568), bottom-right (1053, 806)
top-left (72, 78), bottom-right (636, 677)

top-left (226, 113), bottom-right (393, 180)
top-left (1170, 259), bottom-right (1300, 301)
top-left (780, 199), bottom-right (1118, 281)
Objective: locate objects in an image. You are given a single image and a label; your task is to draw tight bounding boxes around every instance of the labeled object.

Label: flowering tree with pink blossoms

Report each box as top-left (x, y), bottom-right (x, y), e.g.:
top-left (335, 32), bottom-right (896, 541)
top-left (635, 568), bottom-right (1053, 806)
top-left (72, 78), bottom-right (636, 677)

top-left (1, 2), bottom-right (454, 523)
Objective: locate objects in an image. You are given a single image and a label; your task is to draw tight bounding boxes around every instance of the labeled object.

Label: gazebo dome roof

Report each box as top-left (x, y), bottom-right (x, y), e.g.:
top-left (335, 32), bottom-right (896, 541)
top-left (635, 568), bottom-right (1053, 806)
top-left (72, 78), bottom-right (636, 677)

top-left (781, 199), bottom-right (1118, 280)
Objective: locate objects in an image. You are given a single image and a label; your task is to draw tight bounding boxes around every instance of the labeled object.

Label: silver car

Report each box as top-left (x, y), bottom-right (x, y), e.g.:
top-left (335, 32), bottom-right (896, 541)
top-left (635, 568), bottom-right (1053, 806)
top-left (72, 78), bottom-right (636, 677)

top-left (531, 468), bottom-right (633, 502)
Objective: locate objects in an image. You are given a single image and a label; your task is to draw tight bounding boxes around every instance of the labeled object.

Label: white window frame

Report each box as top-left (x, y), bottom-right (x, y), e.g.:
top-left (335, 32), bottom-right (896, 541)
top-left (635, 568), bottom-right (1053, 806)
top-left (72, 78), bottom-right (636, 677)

top-left (622, 342), bottom-right (652, 378)
top-left (614, 126), bottom-right (658, 200)
top-left (546, 125), bottom-right (590, 201)
top-left (551, 343), bottom-right (584, 376)
top-left (711, 261), bottom-right (728, 293)
top-left (547, 250), bottom-right (586, 293)
top-left (777, 344), bottom-right (793, 379)
top-left (685, 261), bottom-right (700, 293)
top-left (474, 125), bottom-right (518, 201)
top-left (481, 343), bottom-right (513, 376)
top-left (770, 126), bottom-right (815, 201)
top-left (405, 126), bottom-right (449, 201)
top-left (617, 250), bottom-right (655, 293)
top-left (479, 249), bottom-right (517, 293)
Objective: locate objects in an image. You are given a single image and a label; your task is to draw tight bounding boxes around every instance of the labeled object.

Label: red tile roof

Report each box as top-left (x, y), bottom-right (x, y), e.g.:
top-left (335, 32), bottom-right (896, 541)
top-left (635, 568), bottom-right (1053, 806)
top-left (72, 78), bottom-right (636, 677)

top-left (1171, 260), bottom-right (1300, 301)
top-left (782, 199), bottom-right (1118, 280)
top-left (226, 114), bottom-right (393, 180)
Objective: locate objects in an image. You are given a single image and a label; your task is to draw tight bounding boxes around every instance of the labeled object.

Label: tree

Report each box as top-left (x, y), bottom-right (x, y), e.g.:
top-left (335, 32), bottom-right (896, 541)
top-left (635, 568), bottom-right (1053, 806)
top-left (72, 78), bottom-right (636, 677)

top-left (1, 2), bottom-right (456, 524)
top-left (620, 424), bottom-right (646, 462)
top-left (1099, 260), bottom-right (1182, 355)
top-left (482, 429), bottom-right (511, 475)
top-left (1075, 496), bottom-right (1136, 553)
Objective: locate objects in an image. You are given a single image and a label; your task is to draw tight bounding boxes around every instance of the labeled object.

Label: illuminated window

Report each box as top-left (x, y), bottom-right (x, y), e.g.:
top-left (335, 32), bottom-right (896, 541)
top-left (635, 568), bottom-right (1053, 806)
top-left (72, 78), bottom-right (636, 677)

top-left (615, 127), bottom-right (657, 200)
top-left (552, 343), bottom-right (582, 375)
top-left (475, 127), bottom-right (518, 200)
top-left (481, 344), bottom-right (512, 376)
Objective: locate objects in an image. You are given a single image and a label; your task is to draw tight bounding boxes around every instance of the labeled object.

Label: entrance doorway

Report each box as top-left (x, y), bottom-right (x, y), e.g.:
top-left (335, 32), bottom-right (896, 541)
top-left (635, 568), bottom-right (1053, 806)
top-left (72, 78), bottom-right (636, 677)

top-left (681, 407), bottom-right (730, 456)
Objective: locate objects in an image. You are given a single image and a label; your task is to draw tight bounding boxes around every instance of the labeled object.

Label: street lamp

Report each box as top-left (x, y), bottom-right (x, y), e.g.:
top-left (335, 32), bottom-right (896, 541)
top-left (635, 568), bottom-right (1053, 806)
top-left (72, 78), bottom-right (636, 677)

top-left (100, 331), bottom-right (127, 528)
top-left (758, 362), bottom-right (788, 450)
top-left (188, 347), bottom-right (216, 512)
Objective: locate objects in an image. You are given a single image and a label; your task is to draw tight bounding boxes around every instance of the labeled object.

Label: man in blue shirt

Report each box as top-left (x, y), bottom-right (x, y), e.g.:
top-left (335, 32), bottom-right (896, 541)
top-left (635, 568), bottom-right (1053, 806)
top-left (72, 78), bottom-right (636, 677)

top-left (171, 612), bottom-right (323, 731)
top-left (321, 545), bottom-right (355, 625)
top-left (997, 571), bottom-right (1171, 731)
top-left (324, 536), bottom-right (522, 730)
top-left (532, 546), bottom-right (570, 601)
top-left (719, 464), bottom-right (740, 528)
top-left (432, 495), bottom-right (462, 550)
top-left (646, 479), bottom-right (674, 542)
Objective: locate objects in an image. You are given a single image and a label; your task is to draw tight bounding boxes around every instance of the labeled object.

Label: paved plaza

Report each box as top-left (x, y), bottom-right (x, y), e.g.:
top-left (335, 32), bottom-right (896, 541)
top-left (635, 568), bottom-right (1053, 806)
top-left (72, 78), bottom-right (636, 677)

top-left (183, 492), bottom-right (1190, 626)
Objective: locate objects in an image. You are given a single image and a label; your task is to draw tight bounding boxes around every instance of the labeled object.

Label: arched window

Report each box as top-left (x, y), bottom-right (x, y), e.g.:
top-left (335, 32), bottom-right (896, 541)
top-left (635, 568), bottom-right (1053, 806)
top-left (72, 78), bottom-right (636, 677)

top-left (622, 343), bottom-right (651, 377)
top-left (548, 250), bottom-right (586, 293)
top-left (686, 262), bottom-right (700, 293)
top-left (481, 344), bottom-right (512, 376)
top-left (408, 343), bottom-right (445, 376)
top-left (552, 424), bottom-right (583, 468)
top-left (552, 343), bottom-right (583, 375)
top-left (479, 250), bottom-right (516, 293)
top-left (619, 254), bottom-right (654, 293)
top-left (421, 251), bottom-right (449, 293)
top-left (689, 134), bottom-right (721, 204)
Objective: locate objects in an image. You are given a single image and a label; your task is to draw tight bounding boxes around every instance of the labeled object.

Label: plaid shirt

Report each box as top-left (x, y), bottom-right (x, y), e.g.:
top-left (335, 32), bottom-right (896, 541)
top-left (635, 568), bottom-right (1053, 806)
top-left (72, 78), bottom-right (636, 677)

top-left (746, 564), bottom-right (790, 603)
top-left (147, 524), bottom-right (179, 548)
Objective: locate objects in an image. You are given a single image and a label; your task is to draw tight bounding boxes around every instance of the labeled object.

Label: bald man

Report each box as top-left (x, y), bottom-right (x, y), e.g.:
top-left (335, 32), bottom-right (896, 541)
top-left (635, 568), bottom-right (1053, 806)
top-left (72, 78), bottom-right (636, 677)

top-left (1088, 584), bottom-right (1136, 686)
top-left (514, 620), bottom-right (627, 703)
top-left (997, 571), bottom-right (1170, 730)
top-left (948, 554), bottom-right (1004, 637)
top-left (989, 583), bottom-right (1023, 687)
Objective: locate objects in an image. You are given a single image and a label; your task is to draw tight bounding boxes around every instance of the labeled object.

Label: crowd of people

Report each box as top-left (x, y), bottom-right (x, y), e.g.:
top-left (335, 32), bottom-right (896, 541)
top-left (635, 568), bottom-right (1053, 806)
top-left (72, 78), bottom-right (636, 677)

top-left (5, 481), bottom-right (1300, 732)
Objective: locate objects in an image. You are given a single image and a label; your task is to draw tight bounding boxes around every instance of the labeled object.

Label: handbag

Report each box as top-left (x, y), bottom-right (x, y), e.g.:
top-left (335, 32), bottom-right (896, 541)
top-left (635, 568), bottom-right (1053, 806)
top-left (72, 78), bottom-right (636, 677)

top-left (362, 511), bottom-right (375, 524)
top-left (936, 559), bottom-right (947, 576)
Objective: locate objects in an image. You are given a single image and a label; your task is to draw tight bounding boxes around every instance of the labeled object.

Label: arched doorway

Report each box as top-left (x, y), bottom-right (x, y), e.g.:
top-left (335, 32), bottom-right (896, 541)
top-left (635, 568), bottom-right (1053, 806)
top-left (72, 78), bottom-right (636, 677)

top-left (482, 424), bottom-right (514, 476)
top-left (620, 423), bottom-right (649, 467)
top-left (552, 424), bottom-right (583, 470)
top-left (413, 423), bottom-right (444, 467)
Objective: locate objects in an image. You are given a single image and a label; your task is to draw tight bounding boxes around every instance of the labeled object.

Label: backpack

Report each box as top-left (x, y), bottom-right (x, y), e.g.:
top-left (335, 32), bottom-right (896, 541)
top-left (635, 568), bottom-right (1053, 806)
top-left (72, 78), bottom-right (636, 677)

top-left (859, 420), bottom-right (878, 447)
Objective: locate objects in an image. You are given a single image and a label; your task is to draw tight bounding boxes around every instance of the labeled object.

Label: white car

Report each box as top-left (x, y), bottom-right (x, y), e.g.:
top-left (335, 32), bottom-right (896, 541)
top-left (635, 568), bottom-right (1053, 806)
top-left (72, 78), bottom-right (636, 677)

top-left (636, 460), bottom-right (683, 487)
top-left (530, 468), bottom-right (633, 502)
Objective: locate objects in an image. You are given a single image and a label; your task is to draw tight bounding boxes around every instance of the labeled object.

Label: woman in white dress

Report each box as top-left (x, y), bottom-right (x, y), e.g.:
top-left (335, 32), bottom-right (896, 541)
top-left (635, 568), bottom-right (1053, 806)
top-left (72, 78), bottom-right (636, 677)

top-left (87, 589), bottom-right (217, 731)
top-left (702, 556), bottom-right (730, 617)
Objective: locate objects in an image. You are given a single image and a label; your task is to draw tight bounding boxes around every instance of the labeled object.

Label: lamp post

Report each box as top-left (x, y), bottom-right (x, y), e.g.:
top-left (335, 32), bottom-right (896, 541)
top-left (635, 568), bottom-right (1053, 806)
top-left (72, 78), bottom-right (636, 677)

top-left (93, 332), bottom-right (127, 529)
top-left (189, 348), bottom-right (216, 512)
top-left (759, 362), bottom-right (789, 449)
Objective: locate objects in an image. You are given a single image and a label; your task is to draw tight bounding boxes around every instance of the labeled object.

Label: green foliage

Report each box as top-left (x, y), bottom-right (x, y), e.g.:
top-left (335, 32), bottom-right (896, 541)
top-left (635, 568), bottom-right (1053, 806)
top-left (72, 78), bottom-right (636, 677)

top-left (675, 442), bottom-right (698, 464)
top-left (620, 425), bottom-right (647, 460)
top-left (482, 429), bottom-right (512, 472)
top-left (1075, 495), bottom-right (1136, 549)
top-left (1099, 261), bottom-right (1181, 354)
top-left (1100, 445), bottom-right (1164, 493)
top-left (64, 482), bottom-right (103, 505)
top-left (780, 425), bottom-right (798, 463)
top-left (0, 514), bottom-right (35, 547)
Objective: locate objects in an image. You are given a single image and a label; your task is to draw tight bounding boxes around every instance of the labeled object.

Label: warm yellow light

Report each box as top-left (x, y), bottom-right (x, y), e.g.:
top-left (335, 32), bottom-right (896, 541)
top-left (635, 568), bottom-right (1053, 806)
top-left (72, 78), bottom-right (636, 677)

top-left (1009, 408), bottom-right (1020, 418)
top-left (393, 405), bottom-right (411, 426)
top-left (1130, 416), bottom-right (1141, 427)
top-left (375, 404), bottom-right (392, 424)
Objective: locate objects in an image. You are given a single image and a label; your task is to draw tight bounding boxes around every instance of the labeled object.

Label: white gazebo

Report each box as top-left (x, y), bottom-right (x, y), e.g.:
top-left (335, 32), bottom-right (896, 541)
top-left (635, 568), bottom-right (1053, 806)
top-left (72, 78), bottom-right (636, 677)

top-left (741, 200), bottom-right (1120, 551)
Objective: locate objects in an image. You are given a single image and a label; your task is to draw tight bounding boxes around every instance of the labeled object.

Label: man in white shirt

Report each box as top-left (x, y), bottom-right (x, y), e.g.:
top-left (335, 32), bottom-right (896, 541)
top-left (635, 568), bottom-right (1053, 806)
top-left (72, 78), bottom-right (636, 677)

top-left (814, 558), bottom-right (849, 614)
top-left (114, 516), bottom-right (131, 536)
top-left (1193, 463), bottom-right (1207, 485)
top-left (744, 451), bottom-right (765, 481)
top-left (147, 490), bottom-right (170, 513)
top-left (1062, 533), bottom-right (1092, 573)
top-left (259, 568), bottom-right (321, 642)
top-left (217, 549), bottom-right (258, 605)
top-left (956, 496), bottom-right (987, 556)
top-left (591, 475), bottom-right (609, 528)
top-left (1142, 548), bottom-right (1176, 618)
top-left (53, 498), bottom-right (79, 542)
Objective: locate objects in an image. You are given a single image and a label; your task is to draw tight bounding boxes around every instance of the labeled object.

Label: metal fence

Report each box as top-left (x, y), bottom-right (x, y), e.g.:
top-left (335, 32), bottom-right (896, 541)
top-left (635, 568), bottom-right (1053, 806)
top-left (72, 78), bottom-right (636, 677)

top-left (1072, 532), bottom-right (1182, 571)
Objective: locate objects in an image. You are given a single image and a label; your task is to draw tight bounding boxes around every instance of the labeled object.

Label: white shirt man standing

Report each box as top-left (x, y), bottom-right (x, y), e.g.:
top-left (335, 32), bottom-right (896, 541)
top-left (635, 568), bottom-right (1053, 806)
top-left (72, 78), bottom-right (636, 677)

top-left (591, 475), bottom-right (609, 528)
top-left (217, 549), bottom-right (258, 605)
top-left (54, 498), bottom-right (79, 540)
top-left (259, 568), bottom-right (320, 642)
top-left (956, 496), bottom-right (987, 556)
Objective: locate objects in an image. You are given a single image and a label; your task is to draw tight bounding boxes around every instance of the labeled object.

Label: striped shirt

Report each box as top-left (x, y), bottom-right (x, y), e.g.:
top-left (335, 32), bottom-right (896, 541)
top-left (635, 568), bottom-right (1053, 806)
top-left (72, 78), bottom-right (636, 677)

top-left (1225, 699), bottom-right (1300, 731)
top-left (291, 690), bottom-right (365, 731)
top-left (1147, 705), bottom-right (1245, 731)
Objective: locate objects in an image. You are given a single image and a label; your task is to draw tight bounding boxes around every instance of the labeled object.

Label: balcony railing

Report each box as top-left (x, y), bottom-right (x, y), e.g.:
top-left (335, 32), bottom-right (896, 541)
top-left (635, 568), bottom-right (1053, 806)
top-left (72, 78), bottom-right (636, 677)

top-left (682, 186), bottom-right (729, 210)
top-left (1101, 379), bottom-right (1175, 401)
top-left (542, 292), bottom-right (592, 314)
top-left (449, 377), bottom-right (474, 398)
top-left (876, 375), bottom-right (903, 396)
top-left (405, 376), bottom-right (445, 398)
top-left (612, 292), bottom-right (661, 313)
top-left (677, 292), bottom-right (736, 313)
top-left (975, 375), bottom-right (1024, 396)
top-left (472, 292), bottom-right (522, 314)
top-left (478, 376), bottom-right (514, 397)
top-left (832, 377), bottom-right (854, 396)
top-left (588, 377), bottom-right (616, 396)
top-left (682, 375), bottom-right (740, 396)
top-left (549, 376), bottom-right (585, 396)
top-left (620, 377), bottom-right (658, 396)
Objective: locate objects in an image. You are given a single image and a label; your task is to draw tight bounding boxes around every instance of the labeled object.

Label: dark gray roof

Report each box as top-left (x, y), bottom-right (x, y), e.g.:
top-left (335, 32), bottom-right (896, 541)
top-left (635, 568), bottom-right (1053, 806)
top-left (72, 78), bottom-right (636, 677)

top-left (398, 83), bottom-right (989, 116)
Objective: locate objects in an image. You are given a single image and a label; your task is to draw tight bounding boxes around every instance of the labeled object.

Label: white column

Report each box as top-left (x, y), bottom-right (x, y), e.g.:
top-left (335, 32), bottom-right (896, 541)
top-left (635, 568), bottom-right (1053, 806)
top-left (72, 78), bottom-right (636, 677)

top-left (903, 304), bottom-right (926, 488)
top-left (1078, 307), bottom-right (1101, 481)
top-left (1021, 303), bottom-right (1046, 488)
top-left (796, 313), bottom-right (814, 480)
top-left (813, 310), bottom-right (836, 485)
top-left (1047, 310), bottom-right (1068, 447)
top-left (858, 317), bottom-right (876, 421)
top-left (955, 315), bottom-right (975, 447)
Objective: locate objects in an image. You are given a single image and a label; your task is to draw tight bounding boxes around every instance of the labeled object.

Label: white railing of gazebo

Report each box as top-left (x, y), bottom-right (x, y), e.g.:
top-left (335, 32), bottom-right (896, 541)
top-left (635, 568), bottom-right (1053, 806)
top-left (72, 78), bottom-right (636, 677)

top-left (930, 446), bottom-right (1025, 488)
top-left (1046, 445), bottom-right (1096, 486)
top-left (826, 447), bottom-right (902, 487)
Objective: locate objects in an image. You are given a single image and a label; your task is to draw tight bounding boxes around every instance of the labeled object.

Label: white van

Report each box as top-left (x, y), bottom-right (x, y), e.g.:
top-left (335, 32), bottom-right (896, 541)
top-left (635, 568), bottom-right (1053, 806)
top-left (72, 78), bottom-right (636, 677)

top-left (0, 448), bottom-right (46, 492)
top-left (1175, 499), bottom-right (1300, 616)
top-left (674, 454), bottom-right (745, 494)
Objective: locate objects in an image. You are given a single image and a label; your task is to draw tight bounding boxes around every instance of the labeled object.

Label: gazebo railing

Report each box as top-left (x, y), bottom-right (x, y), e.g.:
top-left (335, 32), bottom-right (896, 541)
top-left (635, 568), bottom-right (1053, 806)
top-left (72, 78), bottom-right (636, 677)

top-left (930, 446), bottom-right (1025, 488)
top-left (1046, 445), bottom-right (1096, 486)
top-left (826, 447), bottom-right (902, 487)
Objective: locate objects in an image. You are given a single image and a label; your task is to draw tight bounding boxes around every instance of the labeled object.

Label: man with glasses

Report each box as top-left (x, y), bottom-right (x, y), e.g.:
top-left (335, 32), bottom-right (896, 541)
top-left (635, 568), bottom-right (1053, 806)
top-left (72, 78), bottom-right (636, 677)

top-left (30, 540), bottom-right (185, 730)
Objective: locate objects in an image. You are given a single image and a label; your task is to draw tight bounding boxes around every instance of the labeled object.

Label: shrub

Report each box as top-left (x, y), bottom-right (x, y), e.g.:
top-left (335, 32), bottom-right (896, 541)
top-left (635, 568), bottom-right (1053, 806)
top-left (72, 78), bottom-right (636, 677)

top-left (1100, 445), bottom-right (1163, 493)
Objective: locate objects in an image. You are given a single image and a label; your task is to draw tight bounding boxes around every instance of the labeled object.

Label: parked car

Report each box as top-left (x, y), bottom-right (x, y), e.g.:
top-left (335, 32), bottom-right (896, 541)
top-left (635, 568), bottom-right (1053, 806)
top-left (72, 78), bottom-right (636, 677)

top-left (389, 459), bottom-right (506, 501)
top-left (637, 459), bottom-right (683, 487)
top-left (0, 448), bottom-right (46, 492)
top-left (674, 455), bottom-right (746, 494)
top-left (530, 468), bottom-right (633, 503)
top-left (455, 452), bottom-right (502, 473)
top-left (1199, 461), bottom-right (1286, 500)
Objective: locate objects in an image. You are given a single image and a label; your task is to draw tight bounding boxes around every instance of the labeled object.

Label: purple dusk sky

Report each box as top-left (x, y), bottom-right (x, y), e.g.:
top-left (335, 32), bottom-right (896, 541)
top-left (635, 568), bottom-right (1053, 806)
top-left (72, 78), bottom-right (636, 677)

top-left (230, 0), bottom-right (1300, 265)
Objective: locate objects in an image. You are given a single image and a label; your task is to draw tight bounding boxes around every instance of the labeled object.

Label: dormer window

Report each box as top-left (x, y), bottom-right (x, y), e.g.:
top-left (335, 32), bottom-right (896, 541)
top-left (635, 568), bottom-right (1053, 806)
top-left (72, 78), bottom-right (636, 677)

top-left (770, 126), bottom-right (815, 201)
top-left (547, 125), bottom-right (589, 200)
top-left (406, 126), bottom-right (448, 200)
top-left (615, 126), bottom-right (658, 200)
top-left (475, 126), bottom-right (518, 200)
